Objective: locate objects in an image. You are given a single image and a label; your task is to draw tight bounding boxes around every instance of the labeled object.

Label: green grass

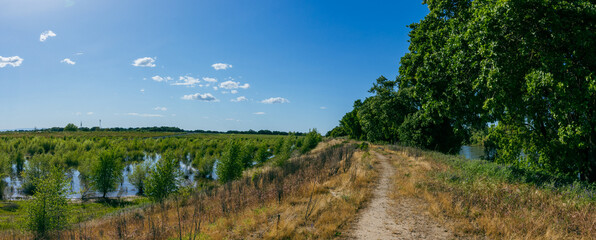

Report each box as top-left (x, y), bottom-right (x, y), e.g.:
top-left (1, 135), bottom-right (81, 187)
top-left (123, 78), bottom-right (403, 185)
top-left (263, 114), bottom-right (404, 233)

top-left (389, 145), bottom-right (596, 239)
top-left (0, 197), bottom-right (150, 231)
top-left (392, 145), bottom-right (596, 204)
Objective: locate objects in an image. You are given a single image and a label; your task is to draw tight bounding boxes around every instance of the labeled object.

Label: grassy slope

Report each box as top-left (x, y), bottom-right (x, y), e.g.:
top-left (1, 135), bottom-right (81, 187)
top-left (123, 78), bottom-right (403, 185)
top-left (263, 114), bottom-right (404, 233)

top-left (385, 145), bottom-right (596, 239)
top-left (0, 198), bottom-right (149, 234)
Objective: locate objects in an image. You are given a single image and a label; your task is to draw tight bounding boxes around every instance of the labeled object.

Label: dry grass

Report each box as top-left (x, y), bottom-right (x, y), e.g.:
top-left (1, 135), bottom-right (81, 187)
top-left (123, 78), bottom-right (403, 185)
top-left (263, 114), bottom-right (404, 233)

top-left (2, 140), bottom-right (377, 240)
top-left (385, 145), bottom-right (596, 240)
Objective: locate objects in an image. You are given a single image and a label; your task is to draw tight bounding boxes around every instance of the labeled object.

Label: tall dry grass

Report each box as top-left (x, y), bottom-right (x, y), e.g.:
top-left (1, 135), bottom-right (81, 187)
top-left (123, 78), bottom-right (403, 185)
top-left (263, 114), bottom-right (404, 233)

top-left (386, 145), bottom-right (596, 240)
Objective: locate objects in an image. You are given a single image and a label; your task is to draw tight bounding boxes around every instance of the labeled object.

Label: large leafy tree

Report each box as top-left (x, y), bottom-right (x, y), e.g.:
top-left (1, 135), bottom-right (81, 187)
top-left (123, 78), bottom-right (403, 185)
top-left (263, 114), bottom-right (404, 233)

top-left (358, 76), bottom-right (416, 143)
top-left (331, 0), bottom-right (595, 180)
top-left (399, 0), bottom-right (596, 179)
top-left (338, 100), bottom-right (365, 140)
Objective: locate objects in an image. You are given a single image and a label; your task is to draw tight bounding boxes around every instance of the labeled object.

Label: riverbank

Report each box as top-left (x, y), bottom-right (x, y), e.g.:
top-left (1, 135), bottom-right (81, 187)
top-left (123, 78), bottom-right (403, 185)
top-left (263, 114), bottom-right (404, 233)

top-left (387, 145), bottom-right (596, 239)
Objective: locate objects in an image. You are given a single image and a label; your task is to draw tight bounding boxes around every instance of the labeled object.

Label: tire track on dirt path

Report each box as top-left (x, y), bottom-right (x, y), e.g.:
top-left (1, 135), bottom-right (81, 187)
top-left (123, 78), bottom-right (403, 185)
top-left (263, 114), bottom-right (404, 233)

top-left (344, 150), bottom-right (452, 240)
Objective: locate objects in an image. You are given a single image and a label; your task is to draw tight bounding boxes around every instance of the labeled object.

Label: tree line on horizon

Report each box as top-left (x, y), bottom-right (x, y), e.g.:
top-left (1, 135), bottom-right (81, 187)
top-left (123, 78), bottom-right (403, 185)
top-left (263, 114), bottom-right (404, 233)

top-left (7, 124), bottom-right (307, 136)
top-left (328, 0), bottom-right (595, 181)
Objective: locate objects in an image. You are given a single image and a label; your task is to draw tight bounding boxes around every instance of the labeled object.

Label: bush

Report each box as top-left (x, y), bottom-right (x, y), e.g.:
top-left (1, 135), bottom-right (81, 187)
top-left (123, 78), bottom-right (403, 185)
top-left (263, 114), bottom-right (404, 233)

top-left (25, 166), bottom-right (70, 238)
top-left (21, 154), bottom-right (53, 195)
top-left (128, 162), bottom-right (150, 196)
top-left (146, 153), bottom-right (180, 202)
top-left (90, 150), bottom-right (124, 198)
top-left (216, 142), bottom-right (243, 183)
top-left (194, 155), bottom-right (216, 179)
top-left (301, 129), bottom-right (322, 153)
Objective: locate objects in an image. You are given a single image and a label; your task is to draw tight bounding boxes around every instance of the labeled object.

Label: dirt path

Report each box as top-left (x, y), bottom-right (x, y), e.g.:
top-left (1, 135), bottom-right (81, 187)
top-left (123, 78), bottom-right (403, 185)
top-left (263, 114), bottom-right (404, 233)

top-left (345, 151), bottom-right (452, 240)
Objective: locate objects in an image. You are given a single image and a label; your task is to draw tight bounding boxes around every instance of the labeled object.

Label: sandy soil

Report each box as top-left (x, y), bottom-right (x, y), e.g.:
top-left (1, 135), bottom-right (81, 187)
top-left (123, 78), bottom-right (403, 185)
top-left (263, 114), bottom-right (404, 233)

top-left (344, 151), bottom-right (452, 240)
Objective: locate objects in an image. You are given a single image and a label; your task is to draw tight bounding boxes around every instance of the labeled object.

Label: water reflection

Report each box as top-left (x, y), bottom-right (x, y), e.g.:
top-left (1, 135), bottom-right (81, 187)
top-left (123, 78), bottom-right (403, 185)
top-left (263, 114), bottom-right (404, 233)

top-left (3, 153), bottom-right (204, 200)
top-left (458, 145), bottom-right (484, 160)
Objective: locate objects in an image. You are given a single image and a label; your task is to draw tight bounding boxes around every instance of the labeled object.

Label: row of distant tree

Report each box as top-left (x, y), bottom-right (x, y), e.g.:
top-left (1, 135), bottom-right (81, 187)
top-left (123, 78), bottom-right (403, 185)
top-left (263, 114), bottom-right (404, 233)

top-left (10, 123), bottom-right (305, 136)
top-left (328, 0), bottom-right (595, 182)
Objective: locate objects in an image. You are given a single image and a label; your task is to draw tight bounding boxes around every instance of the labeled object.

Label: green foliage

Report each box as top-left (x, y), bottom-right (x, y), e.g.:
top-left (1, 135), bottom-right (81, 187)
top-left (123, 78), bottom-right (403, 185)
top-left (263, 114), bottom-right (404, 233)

top-left (25, 166), bottom-right (70, 238)
top-left (331, 0), bottom-right (596, 180)
top-left (468, 127), bottom-right (489, 145)
top-left (216, 142), bottom-right (243, 183)
top-left (274, 137), bottom-right (295, 166)
top-left (146, 153), bottom-right (180, 202)
top-left (194, 155), bottom-right (216, 179)
top-left (358, 142), bottom-right (369, 151)
top-left (64, 123), bottom-right (78, 132)
top-left (326, 126), bottom-right (347, 138)
top-left (254, 144), bottom-right (271, 165)
top-left (0, 153), bottom-right (10, 200)
top-left (21, 154), bottom-right (53, 195)
top-left (301, 129), bottom-right (322, 153)
top-left (128, 162), bottom-right (150, 196)
top-left (90, 150), bottom-right (124, 198)
top-left (240, 142), bottom-right (257, 168)
top-left (398, 112), bottom-right (465, 154)
top-left (12, 151), bottom-right (24, 174)
top-left (358, 76), bottom-right (416, 143)
top-left (339, 100), bottom-right (365, 140)
top-left (400, 0), bottom-right (596, 180)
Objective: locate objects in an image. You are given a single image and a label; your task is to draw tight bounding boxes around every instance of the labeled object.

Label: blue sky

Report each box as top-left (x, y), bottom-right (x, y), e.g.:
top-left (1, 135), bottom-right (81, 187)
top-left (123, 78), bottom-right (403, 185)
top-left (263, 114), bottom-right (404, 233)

top-left (0, 0), bottom-right (429, 133)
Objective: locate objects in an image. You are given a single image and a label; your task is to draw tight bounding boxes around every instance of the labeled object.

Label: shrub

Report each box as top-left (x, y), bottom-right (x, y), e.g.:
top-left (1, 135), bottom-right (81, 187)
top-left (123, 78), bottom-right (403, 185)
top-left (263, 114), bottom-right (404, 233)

top-left (25, 166), bottom-right (70, 238)
top-left (90, 150), bottom-right (124, 198)
top-left (301, 129), bottom-right (322, 153)
top-left (146, 153), bottom-right (181, 202)
top-left (21, 154), bottom-right (53, 195)
top-left (128, 162), bottom-right (150, 196)
top-left (216, 142), bottom-right (243, 183)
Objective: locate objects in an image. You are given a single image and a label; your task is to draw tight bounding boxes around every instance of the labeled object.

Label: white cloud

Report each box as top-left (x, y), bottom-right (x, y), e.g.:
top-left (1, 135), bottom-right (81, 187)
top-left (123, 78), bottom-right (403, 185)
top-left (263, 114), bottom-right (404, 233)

top-left (212, 63), bottom-right (232, 70)
top-left (0, 56), bottom-right (23, 68)
top-left (154, 106), bottom-right (167, 111)
top-left (203, 77), bottom-right (217, 83)
top-left (152, 75), bottom-right (172, 82)
top-left (75, 52), bottom-right (84, 55)
top-left (87, 112), bottom-right (94, 115)
top-left (181, 93), bottom-right (218, 102)
top-left (219, 80), bottom-right (250, 90)
top-left (213, 86), bottom-right (218, 90)
top-left (172, 76), bottom-right (200, 87)
top-left (132, 57), bottom-right (156, 67)
top-left (320, 106), bottom-right (327, 109)
top-left (261, 97), bottom-right (290, 104)
top-left (230, 90), bottom-right (238, 94)
top-left (140, 89), bottom-right (145, 93)
top-left (253, 112), bottom-right (265, 115)
top-left (127, 113), bottom-right (163, 117)
top-left (231, 96), bottom-right (248, 102)
top-left (61, 58), bottom-right (75, 65)
top-left (39, 30), bottom-right (56, 42)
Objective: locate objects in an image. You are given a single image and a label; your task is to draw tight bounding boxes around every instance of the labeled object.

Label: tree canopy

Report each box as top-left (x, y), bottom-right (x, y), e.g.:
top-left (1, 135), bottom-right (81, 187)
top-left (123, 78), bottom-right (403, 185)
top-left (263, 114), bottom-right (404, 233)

top-left (329, 0), bottom-right (596, 180)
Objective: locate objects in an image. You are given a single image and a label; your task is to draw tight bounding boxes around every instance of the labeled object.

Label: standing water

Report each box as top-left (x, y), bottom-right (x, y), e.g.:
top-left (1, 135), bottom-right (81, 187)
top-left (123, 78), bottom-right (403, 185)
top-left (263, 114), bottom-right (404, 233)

top-left (458, 145), bottom-right (484, 160)
top-left (2, 153), bottom-right (200, 200)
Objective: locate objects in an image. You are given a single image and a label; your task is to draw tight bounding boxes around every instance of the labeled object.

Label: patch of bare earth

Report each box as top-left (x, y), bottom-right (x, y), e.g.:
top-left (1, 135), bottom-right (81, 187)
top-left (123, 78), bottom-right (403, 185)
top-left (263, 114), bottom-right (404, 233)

top-left (344, 151), bottom-right (452, 240)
